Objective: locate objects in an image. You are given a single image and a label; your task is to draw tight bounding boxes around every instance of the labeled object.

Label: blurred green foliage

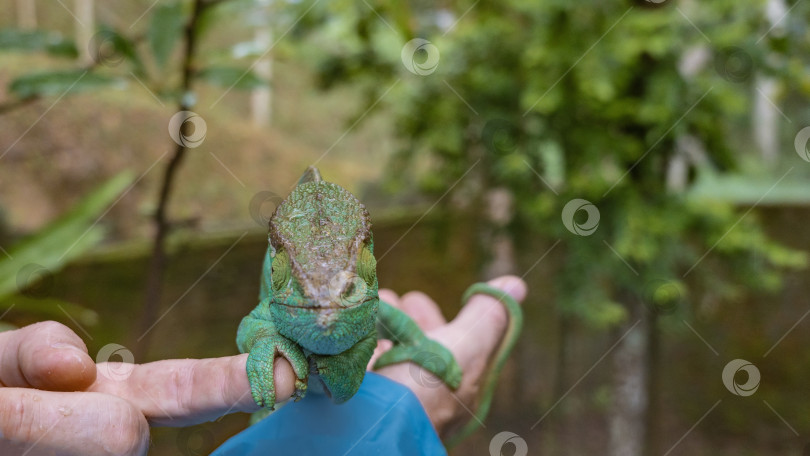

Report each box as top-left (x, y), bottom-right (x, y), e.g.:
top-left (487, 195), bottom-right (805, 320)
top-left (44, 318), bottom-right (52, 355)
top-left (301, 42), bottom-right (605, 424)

top-left (10, 70), bottom-right (124, 98)
top-left (298, 0), bottom-right (808, 327)
top-left (0, 172), bottom-right (133, 327)
top-left (0, 0), bottom-right (269, 106)
top-left (148, 2), bottom-right (187, 71)
top-left (1, 1), bottom-right (805, 329)
top-left (0, 1), bottom-right (807, 451)
top-left (0, 28), bottom-right (78, 57)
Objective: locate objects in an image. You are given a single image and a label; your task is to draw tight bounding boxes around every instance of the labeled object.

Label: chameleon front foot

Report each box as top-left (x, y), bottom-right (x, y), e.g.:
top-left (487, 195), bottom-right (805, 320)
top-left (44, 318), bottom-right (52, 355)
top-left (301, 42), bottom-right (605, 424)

top-left (374, 301), bottom-right (462, 389)
top-left (374, 337), bottom-right (462, 389)
top-left (245, 335), bottom-right (309, 409)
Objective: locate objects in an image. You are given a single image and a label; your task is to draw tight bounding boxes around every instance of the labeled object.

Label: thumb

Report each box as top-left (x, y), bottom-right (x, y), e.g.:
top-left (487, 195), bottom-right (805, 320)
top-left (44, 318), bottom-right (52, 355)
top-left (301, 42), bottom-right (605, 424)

top-left (0, 321), bottom-right (96, 391)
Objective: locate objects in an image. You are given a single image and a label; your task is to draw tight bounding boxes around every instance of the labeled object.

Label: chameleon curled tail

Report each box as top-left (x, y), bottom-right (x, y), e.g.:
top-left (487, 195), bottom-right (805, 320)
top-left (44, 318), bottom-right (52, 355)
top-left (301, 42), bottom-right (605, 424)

top-left (445, 283), bottom-right (524, 447)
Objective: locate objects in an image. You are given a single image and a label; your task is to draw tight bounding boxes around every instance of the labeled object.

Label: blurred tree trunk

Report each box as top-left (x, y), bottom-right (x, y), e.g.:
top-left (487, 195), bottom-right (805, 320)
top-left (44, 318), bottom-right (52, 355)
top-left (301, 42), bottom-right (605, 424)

top-left (480, 186), bottom-right (520, 411)
top-left (608, 295), bottom-right (649, 456)
top-left (645, 312), bottom-right (661, 455)
top-left (74, 0), bottom-right (94, 66)
top-left (754, 77), bottom-right (780, 164)
top-left (553, 312), bottom-right (574, 452)
top-left (481, 187), bottom-right (516, 279)
top-left (16, 0), bottom-right (36, 29)
top-left (755, 0), bottom-right (788, 164)
top-left (251, 3), bottom-right (273, 127)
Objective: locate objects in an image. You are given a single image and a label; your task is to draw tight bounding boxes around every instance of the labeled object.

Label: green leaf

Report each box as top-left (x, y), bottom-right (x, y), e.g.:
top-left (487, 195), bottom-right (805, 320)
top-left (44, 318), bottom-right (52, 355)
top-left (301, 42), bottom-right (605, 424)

top-left (148, 2), bottom-right (186, 70)
top-left (196, 66), bottom-right (268, 90)
top-left (582, 300), bottom-right (629, 328)
top-left (0, 28), bottom-right (78, 57)
top-left (90, 27), bottom-right (146, 75)
top-left (9, 70), bottom-right (125, 99)
top-left (0, 171), bottom-right (134, 303)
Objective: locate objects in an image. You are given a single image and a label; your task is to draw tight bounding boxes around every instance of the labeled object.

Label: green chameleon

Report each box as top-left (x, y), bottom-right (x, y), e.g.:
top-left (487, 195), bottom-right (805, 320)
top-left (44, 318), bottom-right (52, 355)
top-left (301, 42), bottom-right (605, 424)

top-left (237, 166), bottom-right (523, 445)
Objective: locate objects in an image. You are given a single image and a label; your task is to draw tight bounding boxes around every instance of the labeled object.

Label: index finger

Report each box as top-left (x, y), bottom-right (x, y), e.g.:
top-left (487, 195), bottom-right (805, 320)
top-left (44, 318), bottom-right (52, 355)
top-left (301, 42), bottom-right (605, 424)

top-left (89, 353), bottom-right (295, 426)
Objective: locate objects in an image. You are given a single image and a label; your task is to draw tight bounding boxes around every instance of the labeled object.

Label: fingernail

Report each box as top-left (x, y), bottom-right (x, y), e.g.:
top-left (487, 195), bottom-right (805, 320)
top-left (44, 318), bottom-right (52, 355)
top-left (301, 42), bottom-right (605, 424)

top-left (493, 277), bottom-right (527, 301)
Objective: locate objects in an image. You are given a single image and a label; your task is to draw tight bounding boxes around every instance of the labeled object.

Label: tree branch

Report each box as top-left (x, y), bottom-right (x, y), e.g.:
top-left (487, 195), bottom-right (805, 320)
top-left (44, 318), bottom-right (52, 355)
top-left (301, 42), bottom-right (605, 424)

top-left (134, 0), bottom-right (219, 359)
top-left (0, 96), bottom-right (39, 116)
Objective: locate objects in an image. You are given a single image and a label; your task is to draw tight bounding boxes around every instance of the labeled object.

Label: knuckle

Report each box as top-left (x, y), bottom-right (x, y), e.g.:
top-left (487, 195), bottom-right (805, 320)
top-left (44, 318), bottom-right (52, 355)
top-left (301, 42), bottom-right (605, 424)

top-left (0, 392), bottom-right (149, 456)
top-left (401, 290), bottom-right (429, 302)
top-left (0, 391), bottom-right (42, 443)
top-left (100, 396), bottom-right (150, 455)
top-left (168, 364), bottom-right (195, 416)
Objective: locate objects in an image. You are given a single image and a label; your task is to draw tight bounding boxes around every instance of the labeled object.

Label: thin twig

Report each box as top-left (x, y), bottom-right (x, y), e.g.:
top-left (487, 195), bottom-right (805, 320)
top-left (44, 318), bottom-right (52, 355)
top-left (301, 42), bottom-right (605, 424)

top-left (134, 0), bottom-right (217, 359)
top-left (0, 96), bottom-right (40, 115)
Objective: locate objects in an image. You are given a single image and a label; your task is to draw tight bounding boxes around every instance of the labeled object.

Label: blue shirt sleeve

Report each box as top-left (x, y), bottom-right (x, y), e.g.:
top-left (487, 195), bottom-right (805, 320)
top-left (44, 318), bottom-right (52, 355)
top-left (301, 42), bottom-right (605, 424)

top-left (211, 372), bottom-right (447, 456)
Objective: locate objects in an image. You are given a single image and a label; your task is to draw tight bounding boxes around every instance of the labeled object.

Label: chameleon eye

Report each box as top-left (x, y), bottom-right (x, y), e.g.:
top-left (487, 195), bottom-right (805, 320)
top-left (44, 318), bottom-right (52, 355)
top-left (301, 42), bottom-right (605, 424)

top-left (271, 249), bottom-right (290, 291)
top-left (356, 243), bottom-right (376, 285)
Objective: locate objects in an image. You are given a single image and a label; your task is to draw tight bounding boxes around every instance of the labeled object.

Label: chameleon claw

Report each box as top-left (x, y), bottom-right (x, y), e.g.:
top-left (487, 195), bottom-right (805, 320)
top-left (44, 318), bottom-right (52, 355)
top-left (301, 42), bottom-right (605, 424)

top-left (245, 334), bottom-right (308, 410)
top-left (292, 377), bottom-right (308, 402)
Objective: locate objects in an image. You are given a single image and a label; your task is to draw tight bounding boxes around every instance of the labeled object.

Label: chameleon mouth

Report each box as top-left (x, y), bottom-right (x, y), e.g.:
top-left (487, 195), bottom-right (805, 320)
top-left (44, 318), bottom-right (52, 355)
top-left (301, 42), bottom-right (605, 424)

top-left (274, 296), bottom-right (376, 310)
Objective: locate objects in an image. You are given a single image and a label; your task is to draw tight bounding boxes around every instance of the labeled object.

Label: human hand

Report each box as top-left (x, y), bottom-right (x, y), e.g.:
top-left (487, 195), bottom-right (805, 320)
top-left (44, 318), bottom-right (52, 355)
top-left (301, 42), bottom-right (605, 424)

top-left (370, 275), bottom-right (527, 438)
top-left (0, 275), bottom-right (525, 454)
top-left (0, 321), bottom-right (284, 456)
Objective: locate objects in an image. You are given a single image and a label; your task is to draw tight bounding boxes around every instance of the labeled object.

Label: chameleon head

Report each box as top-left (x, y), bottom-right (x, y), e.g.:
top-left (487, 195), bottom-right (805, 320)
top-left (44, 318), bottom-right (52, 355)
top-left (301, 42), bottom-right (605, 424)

top-left (266, 169), bottom-right (379, 355)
